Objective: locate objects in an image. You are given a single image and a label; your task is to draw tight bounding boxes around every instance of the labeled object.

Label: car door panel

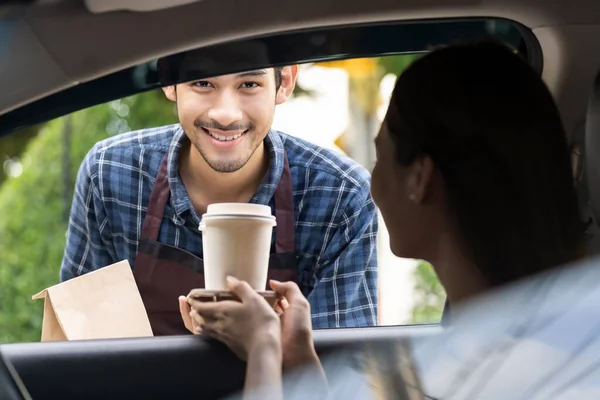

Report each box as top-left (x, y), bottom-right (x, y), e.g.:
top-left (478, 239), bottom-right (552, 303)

top-left (0, 325), bottom-right (440, 399)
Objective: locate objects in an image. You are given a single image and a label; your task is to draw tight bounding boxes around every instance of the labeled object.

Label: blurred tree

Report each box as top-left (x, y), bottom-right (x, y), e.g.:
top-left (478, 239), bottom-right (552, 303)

top-left (315, 58), bottom-right (383, 169)
top-left (316, 55), bottom-right (422, 168)
top-left (0, 89), bottom-right (176, 343)
top-left (0, 125), bottom-right (42, 185)
top-left (410, 261), bottom-right (446, 324)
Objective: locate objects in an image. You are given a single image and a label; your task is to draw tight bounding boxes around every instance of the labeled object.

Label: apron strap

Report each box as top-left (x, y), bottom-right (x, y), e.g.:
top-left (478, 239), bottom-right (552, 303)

top-left (140, 154), bottom-right (170, 241)
top-left (274, 151), bottom-right (295, 253)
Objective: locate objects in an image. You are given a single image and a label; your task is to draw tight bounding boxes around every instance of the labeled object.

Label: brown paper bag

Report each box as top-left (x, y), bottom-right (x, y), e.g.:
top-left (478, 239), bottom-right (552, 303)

top-left (32, 260), bottom-right (154, 341)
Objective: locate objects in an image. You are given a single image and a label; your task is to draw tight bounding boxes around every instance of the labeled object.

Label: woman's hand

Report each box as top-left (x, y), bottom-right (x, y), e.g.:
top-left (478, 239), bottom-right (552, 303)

top-left (188, 276), bottom-right (282, 361)
top-left (271, 280), bottom-right (327, 395)
top-left (178, 295), bottom-right (199, 334)
top-left (269, 280), bottom-right (319, 371)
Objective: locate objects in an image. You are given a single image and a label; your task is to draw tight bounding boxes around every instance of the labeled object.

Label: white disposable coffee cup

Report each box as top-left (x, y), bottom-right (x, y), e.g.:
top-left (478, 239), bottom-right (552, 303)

top-left (199, 203), bottom-right (276, 291)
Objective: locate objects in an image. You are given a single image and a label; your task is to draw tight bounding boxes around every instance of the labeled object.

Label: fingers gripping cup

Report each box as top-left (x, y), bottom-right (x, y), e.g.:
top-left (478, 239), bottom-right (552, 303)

top-left (199, 203), bottom-right (277, 291)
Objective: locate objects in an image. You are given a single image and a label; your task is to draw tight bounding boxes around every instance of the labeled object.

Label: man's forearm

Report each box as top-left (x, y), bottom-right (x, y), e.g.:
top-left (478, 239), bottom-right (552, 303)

top-left (244, 338), bottom-right (283, 400)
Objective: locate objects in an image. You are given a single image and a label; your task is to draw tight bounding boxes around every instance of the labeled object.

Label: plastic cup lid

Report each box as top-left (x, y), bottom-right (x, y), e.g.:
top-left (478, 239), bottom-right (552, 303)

top-left (199, 203), bottom-right (276, 231)
top-left (204, 203), bottom-right (273, 218)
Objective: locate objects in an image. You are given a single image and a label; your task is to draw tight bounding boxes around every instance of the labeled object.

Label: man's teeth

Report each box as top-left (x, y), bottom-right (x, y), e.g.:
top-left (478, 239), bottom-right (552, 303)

top-left (208, 131), bottom-right (243, 141)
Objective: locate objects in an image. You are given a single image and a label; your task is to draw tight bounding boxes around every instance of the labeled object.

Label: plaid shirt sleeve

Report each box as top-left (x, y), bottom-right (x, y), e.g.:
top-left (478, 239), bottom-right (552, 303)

top-left (307, 183), bottom-right (379, 329)
top-left (59, 147), bottom-right (116, 282)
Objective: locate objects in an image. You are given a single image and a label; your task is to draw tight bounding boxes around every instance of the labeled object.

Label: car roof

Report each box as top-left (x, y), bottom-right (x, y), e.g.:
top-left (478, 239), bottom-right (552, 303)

top-left (1, 0), bottom-right (600, 135)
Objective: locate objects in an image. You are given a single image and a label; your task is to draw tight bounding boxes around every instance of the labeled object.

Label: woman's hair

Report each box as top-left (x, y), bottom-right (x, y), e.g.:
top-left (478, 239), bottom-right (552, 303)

top-left (385, 40), bottom-right (584, 287)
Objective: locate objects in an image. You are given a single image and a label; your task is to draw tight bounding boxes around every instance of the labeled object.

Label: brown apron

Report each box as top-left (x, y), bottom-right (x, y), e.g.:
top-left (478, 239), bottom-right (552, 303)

top-left (133, 152), bottom-right (299, 336)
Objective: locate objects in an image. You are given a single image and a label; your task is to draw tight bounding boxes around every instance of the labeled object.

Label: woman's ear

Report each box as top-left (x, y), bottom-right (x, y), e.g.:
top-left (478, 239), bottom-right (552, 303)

top-left (405, 155), bottom-right (435, 204)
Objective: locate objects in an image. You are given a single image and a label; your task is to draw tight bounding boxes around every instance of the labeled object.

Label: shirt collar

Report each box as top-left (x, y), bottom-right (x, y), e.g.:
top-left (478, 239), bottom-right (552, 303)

top-left (167, 125), bottom-right (284, 219)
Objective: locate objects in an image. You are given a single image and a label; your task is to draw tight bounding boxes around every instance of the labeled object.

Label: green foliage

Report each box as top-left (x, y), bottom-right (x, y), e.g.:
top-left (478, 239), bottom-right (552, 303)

top-left (377, 54), bottom-right (422, 77)
top-left (0, 90), bottom-right (176, 343)
top-left (410, 261), bottom-right (447, 324)
top-left (0, 125), bottom-right (42, 186)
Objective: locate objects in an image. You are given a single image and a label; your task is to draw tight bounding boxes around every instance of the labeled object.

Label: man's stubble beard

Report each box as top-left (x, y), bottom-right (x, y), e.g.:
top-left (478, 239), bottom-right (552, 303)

top-left (175, 98), bottom-right (269, 174)
top-left (191, 128), bottom-right (263, 173)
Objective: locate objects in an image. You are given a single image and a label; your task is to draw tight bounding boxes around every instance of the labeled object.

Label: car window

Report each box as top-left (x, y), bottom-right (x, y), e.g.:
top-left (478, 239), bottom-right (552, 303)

top-left (0, 18), bottom-right (536, 344)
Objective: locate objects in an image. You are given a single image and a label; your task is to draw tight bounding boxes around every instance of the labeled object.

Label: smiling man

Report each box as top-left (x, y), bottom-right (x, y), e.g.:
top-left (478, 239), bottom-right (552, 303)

top-left (59, 65), bottom-right (378, 334)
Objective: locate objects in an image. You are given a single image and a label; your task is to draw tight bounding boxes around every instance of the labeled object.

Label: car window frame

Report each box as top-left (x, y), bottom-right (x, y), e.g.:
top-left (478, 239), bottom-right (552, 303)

top-left (0, 17), bottom-right (541, 136)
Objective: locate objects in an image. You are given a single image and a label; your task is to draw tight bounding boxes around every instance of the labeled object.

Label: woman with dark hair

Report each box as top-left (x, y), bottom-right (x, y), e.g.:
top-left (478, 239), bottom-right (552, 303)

top-left (371, 40), bottom-right (583, 304)
top-left (186, 41), bottom-right (584, 398)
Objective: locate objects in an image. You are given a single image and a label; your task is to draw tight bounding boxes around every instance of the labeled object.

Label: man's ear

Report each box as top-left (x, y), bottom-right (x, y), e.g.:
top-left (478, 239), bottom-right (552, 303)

top-left (276, 65), bottom-right (299, 105)
top-left (162, 85), bottom-right (177, 102)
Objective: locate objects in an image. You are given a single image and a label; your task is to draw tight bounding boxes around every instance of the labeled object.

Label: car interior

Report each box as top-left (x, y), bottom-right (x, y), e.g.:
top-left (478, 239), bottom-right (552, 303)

top-left (0, 351), bottom-right (32, 400)
top-left (1, 0), bottom-right (600, 398)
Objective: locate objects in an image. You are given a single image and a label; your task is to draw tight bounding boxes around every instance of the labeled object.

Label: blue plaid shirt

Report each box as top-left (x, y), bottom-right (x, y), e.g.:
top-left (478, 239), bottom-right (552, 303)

top-left (60, 124), bottom-right (378, 328)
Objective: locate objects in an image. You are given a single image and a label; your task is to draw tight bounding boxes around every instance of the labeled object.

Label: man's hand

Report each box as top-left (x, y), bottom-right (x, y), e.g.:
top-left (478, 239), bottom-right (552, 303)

top-left (269, 280), bottom-right (319, 371)
top-left (188, 276), bottom-right (281, 361)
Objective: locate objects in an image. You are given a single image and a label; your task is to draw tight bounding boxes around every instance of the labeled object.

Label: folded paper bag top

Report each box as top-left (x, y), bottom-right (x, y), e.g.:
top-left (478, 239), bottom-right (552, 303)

top-left (32, 260), bottom-right (154, 342)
